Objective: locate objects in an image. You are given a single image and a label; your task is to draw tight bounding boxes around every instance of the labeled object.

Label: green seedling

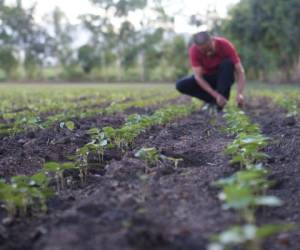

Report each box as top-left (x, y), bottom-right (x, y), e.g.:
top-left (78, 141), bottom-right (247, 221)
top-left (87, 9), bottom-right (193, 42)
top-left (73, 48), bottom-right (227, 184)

top-left (225, 133), bottom-right (269, 167)
top-left (0, 179), bottom-right (20, 216)
top-left (86, 128), bottom-right (108, 162)
top-left (160, 155), bottom-right (183, 168)
top-left (218, 181), bottom-right (282, 223)
top-left (103, 126), bottom-right (118, 148)
top-left (0, 172), bottom-right (52, 217)
top-left (75, 146), bottom-right (89, 185)
top-left (135, 147), bottom-right (160, 166)
top-left (214, 166), bottom-right (273, 193)
top-left (281, 99), bottom-right (298, 117)
top-left (30, 171), bottom-right (53, 212)
top-left (60, 121), bottom-right (75, 131)
top-left (223, 110), bottom-right (261, 135)
top-left (75, 127), bottom-right (110, 185)
top-left (43, 162), bottom-right (76, 192)
top-left (135, 147), bottom-right (183, 168)
top-left (209, 223), bottom-right (295, 250)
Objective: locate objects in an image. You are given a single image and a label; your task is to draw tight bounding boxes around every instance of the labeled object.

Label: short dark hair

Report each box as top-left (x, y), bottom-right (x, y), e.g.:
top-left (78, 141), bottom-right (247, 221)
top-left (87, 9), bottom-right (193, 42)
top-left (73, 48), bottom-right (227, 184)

top-left (193, 31), bottom-right (211, 45)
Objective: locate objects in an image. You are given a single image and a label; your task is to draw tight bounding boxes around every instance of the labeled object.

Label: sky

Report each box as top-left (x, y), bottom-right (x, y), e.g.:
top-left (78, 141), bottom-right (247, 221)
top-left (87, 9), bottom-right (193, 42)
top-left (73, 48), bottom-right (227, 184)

top-left (7, 0), bottom-right (240, 33)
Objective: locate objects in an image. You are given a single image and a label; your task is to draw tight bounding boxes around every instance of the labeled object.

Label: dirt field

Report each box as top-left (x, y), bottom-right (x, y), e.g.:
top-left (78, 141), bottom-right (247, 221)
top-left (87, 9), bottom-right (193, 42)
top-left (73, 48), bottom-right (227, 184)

top-left (0, 89), bottom-right (299, 250)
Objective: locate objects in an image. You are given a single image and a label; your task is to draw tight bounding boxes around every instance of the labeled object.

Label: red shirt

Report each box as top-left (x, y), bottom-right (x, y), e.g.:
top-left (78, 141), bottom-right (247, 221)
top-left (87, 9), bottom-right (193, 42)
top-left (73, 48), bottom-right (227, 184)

top-left (189, 37), bottom-right (240, 75)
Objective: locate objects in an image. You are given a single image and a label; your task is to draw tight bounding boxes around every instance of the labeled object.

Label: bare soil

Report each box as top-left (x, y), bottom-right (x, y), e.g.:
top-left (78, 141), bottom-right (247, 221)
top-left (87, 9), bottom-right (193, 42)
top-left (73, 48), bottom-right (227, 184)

top-left (0, 97), bottom-right (299, 250)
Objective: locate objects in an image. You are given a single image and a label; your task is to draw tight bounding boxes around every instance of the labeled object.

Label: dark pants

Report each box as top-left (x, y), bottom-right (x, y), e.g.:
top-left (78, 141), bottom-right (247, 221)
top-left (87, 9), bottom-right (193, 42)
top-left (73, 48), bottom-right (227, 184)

top-left (176, 58), bottom-right (235, 104)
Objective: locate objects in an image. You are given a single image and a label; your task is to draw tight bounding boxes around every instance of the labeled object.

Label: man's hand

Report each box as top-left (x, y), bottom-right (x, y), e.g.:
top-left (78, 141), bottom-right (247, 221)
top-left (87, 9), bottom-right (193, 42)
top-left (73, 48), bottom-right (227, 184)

top-left (215, 93), bottom-right (227, 108)
top-left (234, 63), bottom-right (246, 108)
top-left (236, 93), bottom-right (245, 107)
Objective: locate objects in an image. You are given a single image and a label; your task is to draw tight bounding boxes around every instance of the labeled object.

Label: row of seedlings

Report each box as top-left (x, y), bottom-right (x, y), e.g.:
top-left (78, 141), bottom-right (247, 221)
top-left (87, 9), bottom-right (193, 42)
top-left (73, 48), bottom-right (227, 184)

top-left (74, 102), bottom-right (199, 184)
top-left (208, 108), bottom-right (294, 250)
top-left (0, 162), bottom-right (74, 218)
top-left (0, 89), bottom-right (179, 136)
top-left (0, 102), bottom-right (199, 218)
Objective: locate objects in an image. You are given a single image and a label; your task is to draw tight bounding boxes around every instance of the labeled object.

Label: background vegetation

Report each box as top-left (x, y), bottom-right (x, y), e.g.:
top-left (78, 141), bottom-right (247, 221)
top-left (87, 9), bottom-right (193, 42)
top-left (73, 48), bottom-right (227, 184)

top-left (0, 0), bottom-right (299, 84)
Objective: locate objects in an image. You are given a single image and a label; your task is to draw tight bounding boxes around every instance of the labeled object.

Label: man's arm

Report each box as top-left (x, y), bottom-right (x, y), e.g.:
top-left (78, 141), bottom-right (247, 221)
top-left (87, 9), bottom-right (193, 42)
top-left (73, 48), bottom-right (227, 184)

top-left (192, 66), bottom-right (227, 107)
top-left (234, 62), bottom-right (246, 106)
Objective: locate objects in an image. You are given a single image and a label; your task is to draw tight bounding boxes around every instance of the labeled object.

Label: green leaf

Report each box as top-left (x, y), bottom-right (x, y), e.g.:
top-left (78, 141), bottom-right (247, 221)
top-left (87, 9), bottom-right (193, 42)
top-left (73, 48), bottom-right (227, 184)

top-left (61, 162), bottom-right (76, 170)
top-left (87, 128), bottom-right (99, 136)
top-left (229, 155), bottom-right (244, 164)
top-left (31, 172), bottom-right (49, 186)
top-left (213, 176), bottom-right (236, 187)
top-left (256, 224), bottom-right (295, 239)
top-left (255, 196), bottom-right (283, 207)
top-left (208, 243), bottom-right (224, 250)
top-left (65, 121), bottom-right (75, 131)
top-left (43, 162), bottom-right (60, 172)
top-left (223, 185), bottom-right (254, 209)
top-left (218, 226), bottom-right (245, 244)
top-left (99, 139), bottom-right (108, 147)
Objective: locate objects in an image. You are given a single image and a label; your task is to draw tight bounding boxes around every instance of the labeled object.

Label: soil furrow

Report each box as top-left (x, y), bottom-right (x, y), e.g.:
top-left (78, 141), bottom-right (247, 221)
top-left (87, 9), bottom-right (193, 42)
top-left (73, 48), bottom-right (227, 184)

top-left (0, 96), bottom-right (187, 178)
top-left (245, 97), bottom-right (300, 250)
top-left (1, 110), bottom-right (237, 250)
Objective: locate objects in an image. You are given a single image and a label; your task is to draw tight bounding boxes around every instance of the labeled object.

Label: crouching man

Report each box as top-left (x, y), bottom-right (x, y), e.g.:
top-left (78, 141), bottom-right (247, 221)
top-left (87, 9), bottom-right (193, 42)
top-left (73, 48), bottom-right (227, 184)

top-left (176, 31), bottom-right (246, 111)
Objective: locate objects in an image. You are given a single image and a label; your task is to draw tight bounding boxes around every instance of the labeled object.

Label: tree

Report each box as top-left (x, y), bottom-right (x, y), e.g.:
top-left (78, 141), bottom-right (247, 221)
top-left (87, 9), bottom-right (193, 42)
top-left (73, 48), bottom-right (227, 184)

top-left (0, 2), bottom-right (53, 79)
top-left (0, 46), bottom-right (18, 78)
top-left (162, 35), bottom-right (189, 79)
top-left (78, 44), bottom-right (101, 74)
top-left (90, 0), bottom-right (147, 17)
top-left (51, 7), bottom-right (75, 69)
top-left (220, 0), bottom-right (300, 81)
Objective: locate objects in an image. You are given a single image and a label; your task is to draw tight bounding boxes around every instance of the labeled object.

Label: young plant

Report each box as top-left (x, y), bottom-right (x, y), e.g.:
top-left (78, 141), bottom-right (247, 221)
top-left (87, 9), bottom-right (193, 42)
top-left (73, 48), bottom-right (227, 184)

top-left (160, 155), bottom-right (183, 168)
top-left (225, 133), bottom-right (269, 167)
top-left (86, 128), bottom-right (108, 162)
top-left (135, 147), bottom-right (183, 168)
top-left (223, 110), bottom-right (261, 135)
top-left (209, 223), bottom-right (295, 250)
top-left (135, 147), bottom-right (160, 166)
top-left (0, 172), bottom-right (52, 217)
top-left (218, 181), bottom-right (282, 223)
top-left (75, 146), bottom-right (90, 185)
top-left (214, 166), bottom-right (272, 194)
top-left (43, 162), bottom-right (76, 192)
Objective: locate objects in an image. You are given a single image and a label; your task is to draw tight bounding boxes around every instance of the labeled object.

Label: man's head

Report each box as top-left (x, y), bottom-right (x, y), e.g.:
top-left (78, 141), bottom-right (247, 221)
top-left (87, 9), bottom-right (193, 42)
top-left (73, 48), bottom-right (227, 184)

top-left (193, 31), bottom-right (215, 56)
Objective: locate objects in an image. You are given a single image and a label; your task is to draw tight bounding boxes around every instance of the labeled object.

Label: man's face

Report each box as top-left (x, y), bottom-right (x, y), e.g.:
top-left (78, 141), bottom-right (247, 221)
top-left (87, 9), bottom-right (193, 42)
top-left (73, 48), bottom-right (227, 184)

top-left (197, 40), bottom-right (215, 56)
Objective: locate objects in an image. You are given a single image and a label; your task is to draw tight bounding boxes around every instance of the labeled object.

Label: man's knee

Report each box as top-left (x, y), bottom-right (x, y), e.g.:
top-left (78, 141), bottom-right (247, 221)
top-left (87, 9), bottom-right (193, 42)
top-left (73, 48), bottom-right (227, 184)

top-left (176, 78), bottom-right (187, 92)
top-left (220, 58), bottom-right (234, 70)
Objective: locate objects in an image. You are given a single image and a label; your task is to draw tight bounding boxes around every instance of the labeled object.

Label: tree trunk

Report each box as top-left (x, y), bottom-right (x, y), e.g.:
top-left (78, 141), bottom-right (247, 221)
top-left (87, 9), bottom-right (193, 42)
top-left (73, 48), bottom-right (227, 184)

top-left (139, 50), bottom-right (145, 82)
top-left (293, 55), bottom-right (300, 83)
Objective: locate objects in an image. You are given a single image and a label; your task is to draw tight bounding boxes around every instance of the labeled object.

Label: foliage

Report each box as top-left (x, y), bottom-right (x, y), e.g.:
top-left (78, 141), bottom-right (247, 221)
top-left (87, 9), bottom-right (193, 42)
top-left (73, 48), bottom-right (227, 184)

top-left (209, 106), bottom-right (293, 249)
top-left (75, 102), bottom-right (198, 182)
top-left (0, 46), bottom-right (18, 79)
top-left (78, 44), bottom-right (101, 74)
top-left (0, 172), bottom-right (52, 217)
top-left (43, 162), bottom-right (76, 192)
top-left (209, 224), bottom-right (295, 250)
top-left (220, 0), bottom-right (300, 81)
top-left (135, 147), bottom-right (183, 167)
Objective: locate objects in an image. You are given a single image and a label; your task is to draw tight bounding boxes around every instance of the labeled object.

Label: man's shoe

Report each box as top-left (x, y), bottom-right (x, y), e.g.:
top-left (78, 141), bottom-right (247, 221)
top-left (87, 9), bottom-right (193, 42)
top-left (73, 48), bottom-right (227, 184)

top-left (201, 103), bottom-right (217, 115)
top-left (201, 103), bottom-right (211, 111)
top-left (208, 104), bottom-right (218, 115)
top-left (201, 103), bottom-right (224, 115)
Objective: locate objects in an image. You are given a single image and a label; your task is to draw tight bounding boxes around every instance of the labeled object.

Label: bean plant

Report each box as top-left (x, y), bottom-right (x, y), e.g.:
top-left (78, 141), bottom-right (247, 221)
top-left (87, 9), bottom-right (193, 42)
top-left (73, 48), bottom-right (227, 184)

top-left (43, 162), bottom-right (76, 192)
top-left (0, 172), bottom-right (52, 217)
top-left (209, 107), bottom-right (293, 250)
top-left (135, 147), bottom-right (183, 168)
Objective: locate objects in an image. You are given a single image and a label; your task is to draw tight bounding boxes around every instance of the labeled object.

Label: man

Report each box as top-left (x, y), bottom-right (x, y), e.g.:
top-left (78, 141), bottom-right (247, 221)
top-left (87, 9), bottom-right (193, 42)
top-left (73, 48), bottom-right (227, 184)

top-left (176, 31), bottom-right (246, 111)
